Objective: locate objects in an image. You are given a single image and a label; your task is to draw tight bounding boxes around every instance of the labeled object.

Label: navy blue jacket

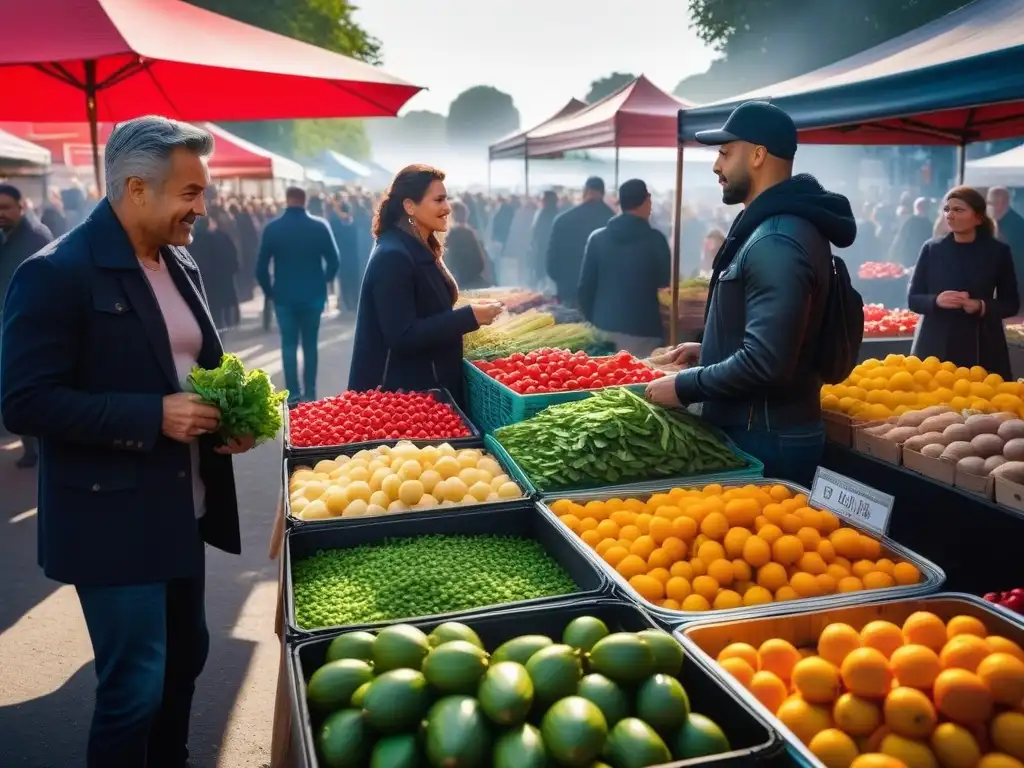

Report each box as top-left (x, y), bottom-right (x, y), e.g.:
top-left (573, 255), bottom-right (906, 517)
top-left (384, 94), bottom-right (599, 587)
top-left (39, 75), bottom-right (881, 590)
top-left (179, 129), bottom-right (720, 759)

top-left (0, 200), bottom-right (240, 587)
top-left (348, 229), bottom-right (478, 403)
top-left (255, 206), bottom-right (340, 307)
top-left (578, 213), bottom-right (670, 338)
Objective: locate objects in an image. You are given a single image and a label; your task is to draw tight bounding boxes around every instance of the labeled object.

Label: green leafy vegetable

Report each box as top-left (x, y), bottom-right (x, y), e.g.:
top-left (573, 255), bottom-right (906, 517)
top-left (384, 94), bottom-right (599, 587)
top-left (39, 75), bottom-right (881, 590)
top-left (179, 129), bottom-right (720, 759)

top-left (187, 353), bottom-right (288, 444)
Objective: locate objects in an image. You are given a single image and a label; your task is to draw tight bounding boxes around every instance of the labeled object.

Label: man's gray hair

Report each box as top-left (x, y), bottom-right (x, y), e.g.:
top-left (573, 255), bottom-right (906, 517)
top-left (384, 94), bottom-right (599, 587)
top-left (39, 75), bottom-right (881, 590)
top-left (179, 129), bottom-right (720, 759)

top-left (104, 116), bottom-right (214, 202)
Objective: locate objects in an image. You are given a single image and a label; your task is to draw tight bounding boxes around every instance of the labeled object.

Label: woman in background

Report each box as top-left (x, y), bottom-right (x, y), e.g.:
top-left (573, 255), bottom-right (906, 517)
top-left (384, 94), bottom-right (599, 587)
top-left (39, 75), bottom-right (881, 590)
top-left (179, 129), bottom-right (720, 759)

top-left (908, 185), bottom-right (1019, 378)
top-left (444, 200), bottom-right (492, 290)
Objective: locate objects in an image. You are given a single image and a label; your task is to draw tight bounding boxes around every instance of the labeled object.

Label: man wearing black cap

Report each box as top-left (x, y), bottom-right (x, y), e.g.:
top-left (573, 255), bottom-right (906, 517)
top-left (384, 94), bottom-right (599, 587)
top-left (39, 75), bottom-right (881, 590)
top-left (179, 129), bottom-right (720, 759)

top-left (546, 176), bottom-right (614, 307)
top-left (645, 101), bottom-right (858, 487)
top-left (578, 179), bottom-right (670, 356)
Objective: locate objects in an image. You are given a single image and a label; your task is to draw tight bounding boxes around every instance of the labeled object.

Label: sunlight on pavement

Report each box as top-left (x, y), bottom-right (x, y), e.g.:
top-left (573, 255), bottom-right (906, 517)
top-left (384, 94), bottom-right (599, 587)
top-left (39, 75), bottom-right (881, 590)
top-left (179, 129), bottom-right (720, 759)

top-left (239, 328), bottom-right (354, 378)
top-left (9, 507), bottom-right (37, 524)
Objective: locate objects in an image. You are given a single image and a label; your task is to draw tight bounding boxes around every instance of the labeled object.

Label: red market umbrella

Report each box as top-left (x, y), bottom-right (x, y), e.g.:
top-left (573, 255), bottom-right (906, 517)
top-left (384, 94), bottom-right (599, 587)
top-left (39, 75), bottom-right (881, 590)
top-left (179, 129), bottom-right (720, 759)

top-left (0, 0), bottom-right (423, 186)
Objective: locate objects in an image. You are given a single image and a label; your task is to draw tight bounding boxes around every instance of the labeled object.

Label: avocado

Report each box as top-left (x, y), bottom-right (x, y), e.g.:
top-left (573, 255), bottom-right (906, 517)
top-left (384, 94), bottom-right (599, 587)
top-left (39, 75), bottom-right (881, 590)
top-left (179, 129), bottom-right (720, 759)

top-left (317, 709), bottom-right (370, 768)
top-left (350, 681), bottom-right (371, 709)
top-left (371, 732), bottom-right (421, 767)
top-left (307, 659), bottom-right (374, 713)
top-left (478, 661), bottom-right (534, 726)
top-left (562, 616), bottom-right (610, 653)
top-left (577, 674), bottom-right (630, 726)
top-left (670, 712), bottom-right (731, 759)
top-left (525, 644), bottom-right (583, 704)
top-left (326, 630), bottom-right (376, 664)
top-left (422, 640), bottom-right (489, 695)
top-left (603, 717), bottom-right (671, 768)
top-left (588, 634), bottom-right (656, 685)
top-left (362, 669), bottom-right (431, 734)
top-left (493, 723), bottom-right (548, 768)
top-left (637, 630), bottom-right (684, 676)
top-left (428, 622), bottom-right (484, 649)
top-left (373, 624), bottom-right (431, 673)
top-left (540, 696), bottom-right (608, 767)
top-left (636, 674), bottom-right (690, 734)
top-left (425, 695), bottom-right (491, 768)
top-left (491, 634), bottom-right (553, 665)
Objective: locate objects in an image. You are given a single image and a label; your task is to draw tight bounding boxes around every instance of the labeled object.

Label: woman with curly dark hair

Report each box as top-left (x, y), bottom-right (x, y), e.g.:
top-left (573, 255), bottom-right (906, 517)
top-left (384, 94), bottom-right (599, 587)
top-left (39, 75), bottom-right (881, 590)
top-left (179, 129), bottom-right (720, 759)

top-left (348, 165), bottom-right (502, 402)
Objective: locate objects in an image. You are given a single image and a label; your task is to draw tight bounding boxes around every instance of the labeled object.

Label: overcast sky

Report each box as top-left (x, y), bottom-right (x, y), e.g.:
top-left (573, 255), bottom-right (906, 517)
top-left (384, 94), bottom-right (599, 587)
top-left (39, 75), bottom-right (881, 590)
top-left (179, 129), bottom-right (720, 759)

top-left (353, 0), bottom-right (719, 127)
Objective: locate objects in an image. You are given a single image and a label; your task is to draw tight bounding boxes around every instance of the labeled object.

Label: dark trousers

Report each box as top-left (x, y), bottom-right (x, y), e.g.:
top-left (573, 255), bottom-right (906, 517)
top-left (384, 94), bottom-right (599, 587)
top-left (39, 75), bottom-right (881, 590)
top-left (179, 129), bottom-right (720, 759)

top-left (76, 568), bottom-right (209, 768)
top-left (721, 421), bottom-right (826, 489)
top-left (276, 302), bottom-right (323, 404)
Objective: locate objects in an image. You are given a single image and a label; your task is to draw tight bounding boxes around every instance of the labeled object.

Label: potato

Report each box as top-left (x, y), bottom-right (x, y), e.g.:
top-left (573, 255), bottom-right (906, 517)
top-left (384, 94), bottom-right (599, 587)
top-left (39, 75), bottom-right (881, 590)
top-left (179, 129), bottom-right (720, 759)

top-left (896, 409), bottom-right (932, 428)
top-left (919, 412), bottom-right (965, 433)
top-left (990, 461), bottom-right (1024, 484)
top-left (865, 423), bottom-right (896, 437)
top-left (970, 433), bottom-right (1005, 458)
top-left (922, 405), bottom-right (955, 417)
top-left (940, 441), bottom-right (976, 463)
top-left (883, 426), bottom-right (921, 443)
top-left (904, 432), bottom-right (947, 452)
top-left (921, 443), bottom-right (946, 458)
top-left (998, 419), bottom-right (1024, 441)
top-left (985, 455), bottom-right (1008, 473)
top-left (956, 456), bottom-right (988, 476)
top-left (1003, 438), bottom-right (1024, 462)
top-left (943, 423), bottom-right (974, 443)
top-left (965, 413), bottom-right (1004, 437)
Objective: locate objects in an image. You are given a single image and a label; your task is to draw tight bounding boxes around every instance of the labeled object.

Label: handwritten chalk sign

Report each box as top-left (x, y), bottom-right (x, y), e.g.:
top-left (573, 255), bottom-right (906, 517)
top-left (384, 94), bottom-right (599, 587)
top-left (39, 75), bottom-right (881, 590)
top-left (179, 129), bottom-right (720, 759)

top-left (809, 466), bottom-right (894, 537)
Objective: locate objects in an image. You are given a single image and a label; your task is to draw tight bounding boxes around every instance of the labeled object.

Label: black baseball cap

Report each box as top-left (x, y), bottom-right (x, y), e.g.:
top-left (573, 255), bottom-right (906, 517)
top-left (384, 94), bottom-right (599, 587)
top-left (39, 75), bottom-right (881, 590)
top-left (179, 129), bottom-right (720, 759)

top-left (694, 101), bottom-right (798, 161)
top-left (618, 179), bottom-right (650, 211)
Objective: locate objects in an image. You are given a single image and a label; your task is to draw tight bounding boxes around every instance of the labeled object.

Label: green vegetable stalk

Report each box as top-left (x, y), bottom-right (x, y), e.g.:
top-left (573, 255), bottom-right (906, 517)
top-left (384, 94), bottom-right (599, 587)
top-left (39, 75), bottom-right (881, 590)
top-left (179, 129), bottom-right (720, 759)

top-left (495, 388), bottom-right (745, 490)
top-left (187, 353), bottom-right (288, 444)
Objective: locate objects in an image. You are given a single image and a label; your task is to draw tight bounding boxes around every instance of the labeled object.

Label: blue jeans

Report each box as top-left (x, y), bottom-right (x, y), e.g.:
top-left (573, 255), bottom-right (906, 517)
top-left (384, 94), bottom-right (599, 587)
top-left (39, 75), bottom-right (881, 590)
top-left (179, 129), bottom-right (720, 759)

top-left (722, 422), bottom-right (826, 489)
top-left (76, 571), bottom-right (209, 768)
top-left (276, 302), bottom-right (323, 403)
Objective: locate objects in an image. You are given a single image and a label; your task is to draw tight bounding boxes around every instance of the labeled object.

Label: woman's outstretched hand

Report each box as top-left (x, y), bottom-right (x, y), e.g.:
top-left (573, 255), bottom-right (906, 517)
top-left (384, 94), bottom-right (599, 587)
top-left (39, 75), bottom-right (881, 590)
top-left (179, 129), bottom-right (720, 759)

top-left (471, 302), bottom-right (503, 326)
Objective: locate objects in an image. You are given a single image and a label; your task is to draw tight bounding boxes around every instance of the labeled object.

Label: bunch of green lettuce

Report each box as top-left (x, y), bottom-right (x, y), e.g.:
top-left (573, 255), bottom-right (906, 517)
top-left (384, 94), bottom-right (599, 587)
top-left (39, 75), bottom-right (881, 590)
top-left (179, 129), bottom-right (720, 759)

top-left (187, 354), bottom-right (288, 444)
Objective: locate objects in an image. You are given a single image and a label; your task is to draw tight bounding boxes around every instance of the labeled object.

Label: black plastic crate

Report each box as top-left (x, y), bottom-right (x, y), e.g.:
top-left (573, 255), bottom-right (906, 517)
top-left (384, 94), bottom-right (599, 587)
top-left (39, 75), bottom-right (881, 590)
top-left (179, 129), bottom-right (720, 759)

top-left (282, 438), bottom-right (537, 528)
top-left (284, 501), bottom-right (610, 638)
top-left (288, 597), bottom-right (783, 768)
top-left (284, 387), bottom-right (481, 457)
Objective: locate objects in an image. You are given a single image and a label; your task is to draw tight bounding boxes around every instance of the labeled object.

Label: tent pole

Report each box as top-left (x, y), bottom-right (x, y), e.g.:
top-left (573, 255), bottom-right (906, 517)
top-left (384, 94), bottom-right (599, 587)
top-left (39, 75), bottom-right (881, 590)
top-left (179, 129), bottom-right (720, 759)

top-left (84, 59), bottom-right (102, 194)
top-left (956, 143), bottom-right (967, 185)
top-left (670, 142), bottom-right (685, 348)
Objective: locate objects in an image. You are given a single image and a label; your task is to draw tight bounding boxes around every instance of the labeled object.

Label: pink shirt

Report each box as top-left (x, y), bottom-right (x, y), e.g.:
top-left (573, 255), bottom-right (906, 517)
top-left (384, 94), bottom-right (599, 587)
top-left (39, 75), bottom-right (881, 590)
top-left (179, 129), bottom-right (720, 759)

top-left (141, 259), bottom-right (206, 519)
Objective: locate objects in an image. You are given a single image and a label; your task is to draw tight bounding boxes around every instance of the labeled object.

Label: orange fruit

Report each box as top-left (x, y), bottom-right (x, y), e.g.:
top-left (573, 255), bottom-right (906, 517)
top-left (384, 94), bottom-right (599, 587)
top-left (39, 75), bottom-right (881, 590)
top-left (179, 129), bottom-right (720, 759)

top-left (713, 590), bottom-right (743, 610)
top-left (689, 557), bottom-right (708, 577)
top-left (759, 638), bottom-right (802, 681)
top-left (842, 648), bottom-right (895, 699)
top-left (724, 497), bottom-right (760, 528)
top-left (634, 514), bottom-right (652, 534)
top-left (718, 642), bottom-right (760, 669)
top-left (647, 516), bottom-right (673, 544)
top-left (977, 756), bottom-right (1024, 768)
top-left (578, 517), bottom-right (599, 533)
top-left (791, 571), bottom-right (824, 598)
top-left (939, 634), bottom-right (991, 672)
top-left (929, 722), bottom-right (982, 768)
top-left (595, 539), bottom-right (617, 556)
top-left (629, 574), bottom-right (665, 602)
top-left (838, 576), bottom-right (865, 593)
top-left (758, 523), bottom-right (784, 545)
top-left (648, 567), bottom-right (671, 585)
top-left (861, 621), bottom-right (906, 660)
top-left (697, 540), bottom-right (727, 563)
top-left (987, 635), bottom-right (1024, 662)
top-left (809, 728), bottom-right (860, 768)
top-left (692, 575), bottom-right (719, 602)
top-left (560, 514), bottom-right (582, 532)
top-left (776, 585), bottom-right (799, 602)
top-left (757, 562), bottom-right (789, 592)
top-left (860, 536), bottom-right (882, 560)
top-left (671, 516), bottom-right (698, 541)
top-left (670, 560), bottom-right (694, 579)
top-left (797, 526), bottom-right (823, 550)
top-left (732, 559), bottom-right (753, 582)
top-left (863, 571), bottom-right (896, 590)
top-left (661, 598), bottom-right (681, 611)
top-left (874, 558), bottom-right (895, 575)
top-left (851, 754), bottom-right (908, 768)
top-left (772, 535), bottom-right (805, 566)
top-left (781, 514), bottom-right (803, 534)
top-left (946, 615), bottom-right (987, 640)
top-left (707, 559), bottom-right (735, 587)
top-left (902, 612), bottom-right (947, 652)
top-left (879, 733), bottom-right (939, 768)
top-left (777, 696), bottom-right (835, 744)
top-left (743, 586), bottom-right (774, 606)
top-left (819, 623), bottom-right (863, 667)
top-left (883, 687), bottom-right (937, 739)
top-left (749, 670), bottom-right (788, 713)
top-left (890, 644), bottom-right (941, 690)
top-left (932, 668), bottom-right (993, 724)
top-left (615, 554), bottom-right (648, 580)
top-left (831, 528), bottom-right (864, 559)
top-left (700, 511), bottom-right (729, 540)
top-left (817, 574), bottom-right (839, 595)
top-left (798, 552), bottom-right (828, 576)
top-left (827, 564), bottom-right (850, 581)
top-left (990, 711), bottom-right (1024, 762)
top-left (833, 692), bottom-right (882, 737)
top-left (743, 536), bottom-right (772, 568)
top-left (723, 527), bottom-right (752, 558)
top-left (602, 546), bottom-right (630, 567)
top-left (793, 656), bottom-right (843, 703)
top-left (665, 576), bottom-right (692, 603)
top-left (581, 529), bottom-right (602, 547)
top-left (818, 540), bottom-right (838, 563)
top-left (976, 652), bottom-right (1024, 705)
top-left (852, 560), bottom-right (877, 579)
top-left (647, 547), bottom-right (674, 570)
top-left (892, 562), bottom-right (920, 586)
top-left (720, 656), bottom-right (756, 688)
top-left (619, 524), bottom-right (641, 541)
top-left (681, 594), bottom-right (710, 612)
top-left (629, 535), bottom-right (657, 560)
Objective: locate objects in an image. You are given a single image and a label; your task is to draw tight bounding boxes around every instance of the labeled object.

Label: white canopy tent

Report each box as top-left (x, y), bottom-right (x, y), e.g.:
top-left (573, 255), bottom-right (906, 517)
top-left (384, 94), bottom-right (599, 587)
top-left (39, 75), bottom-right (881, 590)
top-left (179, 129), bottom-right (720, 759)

top-left (965, 143), bottom-right (1024, 186)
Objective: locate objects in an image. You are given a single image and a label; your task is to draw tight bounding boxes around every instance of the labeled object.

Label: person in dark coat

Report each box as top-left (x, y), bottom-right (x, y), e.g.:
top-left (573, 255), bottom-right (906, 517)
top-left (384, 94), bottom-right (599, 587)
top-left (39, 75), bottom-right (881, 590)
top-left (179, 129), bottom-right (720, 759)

top-left (0, 117), bottom-right (254, 767)
top-left (578, 179), bottom-right (670, 356)
top-left (909, 186), bottom-right (1019, 378)
top-left (988, 186), bottom-right (1024, 304)
top-left (327, 199), bottom-right (361, 313)
top-left (889, 197), bottom-right (936, 268)
top-left (444, 200), bottom-right (492, 290)
top-left (348, 165), bottom-right (501, 404)
top-left (546, 177), bottom-right (614, 307)
top-left (529, 190), bottom-right (559, 289)
top-left (189, 214), bottom-right (239, 330)
top-left (229, 201), bottom-right (259, 302)
top-left (0, 183), bottom-right (53, 468)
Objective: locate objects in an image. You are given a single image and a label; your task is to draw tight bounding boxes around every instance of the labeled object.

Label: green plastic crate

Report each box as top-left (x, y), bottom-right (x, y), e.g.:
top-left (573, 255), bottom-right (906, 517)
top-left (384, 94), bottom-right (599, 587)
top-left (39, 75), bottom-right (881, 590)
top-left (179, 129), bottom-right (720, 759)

top-left (463, 358), bottom-right (648, 433)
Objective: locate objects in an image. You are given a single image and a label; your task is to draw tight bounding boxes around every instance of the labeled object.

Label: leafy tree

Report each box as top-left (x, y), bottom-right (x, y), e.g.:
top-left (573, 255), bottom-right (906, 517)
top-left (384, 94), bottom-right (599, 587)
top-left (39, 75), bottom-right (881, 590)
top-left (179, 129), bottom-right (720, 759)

top-left (366, 110), bottom-right (447, 149)
top-left (677, 0), bottom-right (970, 101)
top-left (185, 0), bottom-right (380, 160)
top-left (586, 72), bottom-right (636, 104)
top-left (446, 86), bottom-right (520, 146)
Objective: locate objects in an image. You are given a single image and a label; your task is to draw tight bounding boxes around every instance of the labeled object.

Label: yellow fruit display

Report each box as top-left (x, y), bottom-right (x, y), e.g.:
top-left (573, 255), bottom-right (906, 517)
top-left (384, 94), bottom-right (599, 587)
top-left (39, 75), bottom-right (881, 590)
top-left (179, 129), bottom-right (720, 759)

top-left (288, 441), bottom-right (523, 520)
top-left (716, 611), bottom-right (1024, 768)
top-left (821, 355), bottom-right (1024, 421)
top-left (550, 483), bottom-right (923, 612)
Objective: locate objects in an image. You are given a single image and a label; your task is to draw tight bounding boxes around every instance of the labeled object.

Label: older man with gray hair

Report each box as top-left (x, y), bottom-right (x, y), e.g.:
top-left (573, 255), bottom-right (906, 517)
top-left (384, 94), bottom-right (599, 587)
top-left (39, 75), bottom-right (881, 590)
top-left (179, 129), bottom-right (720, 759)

top-left (1, 115), bottom-right (254, 767)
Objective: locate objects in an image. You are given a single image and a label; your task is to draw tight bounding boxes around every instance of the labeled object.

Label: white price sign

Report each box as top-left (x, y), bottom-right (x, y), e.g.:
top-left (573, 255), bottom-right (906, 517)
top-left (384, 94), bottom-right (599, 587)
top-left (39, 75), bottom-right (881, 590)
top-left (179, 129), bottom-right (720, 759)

top-left (809, 467), bottom-right (894, 537)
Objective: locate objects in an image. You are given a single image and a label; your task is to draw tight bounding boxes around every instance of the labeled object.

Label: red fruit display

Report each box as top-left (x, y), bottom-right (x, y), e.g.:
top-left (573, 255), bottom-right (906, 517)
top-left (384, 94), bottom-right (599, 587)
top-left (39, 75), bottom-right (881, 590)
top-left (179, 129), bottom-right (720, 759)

top-left (984, 589), bottom-right (1024, 615)
top-left (863, 304), bottom-right (920, 337)
top-left (474, 348), bottom-right (660, 395)
top-left (859, 261), bottom-right (909, 280)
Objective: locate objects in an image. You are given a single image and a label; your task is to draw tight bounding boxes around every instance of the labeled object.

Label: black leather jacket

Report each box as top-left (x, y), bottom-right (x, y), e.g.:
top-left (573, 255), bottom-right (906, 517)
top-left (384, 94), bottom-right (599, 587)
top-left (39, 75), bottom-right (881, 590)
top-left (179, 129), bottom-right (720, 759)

top-left (674, 174), bottom-right (857, 430)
